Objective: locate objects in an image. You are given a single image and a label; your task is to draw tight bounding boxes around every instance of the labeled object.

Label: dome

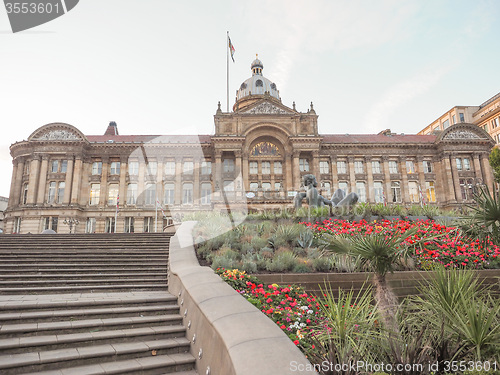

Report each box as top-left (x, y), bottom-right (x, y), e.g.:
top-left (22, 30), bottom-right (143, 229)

top-left (235, 56), bottom-right (280, 103)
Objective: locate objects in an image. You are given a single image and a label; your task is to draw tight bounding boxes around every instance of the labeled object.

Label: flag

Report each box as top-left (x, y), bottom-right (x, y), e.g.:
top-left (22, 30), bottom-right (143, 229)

top-left (116, 194), bottom-right (119, 214)
top-left (228, 36), bottom-right (235, 62)
top-left (156, 199), bottom-right (168, 219)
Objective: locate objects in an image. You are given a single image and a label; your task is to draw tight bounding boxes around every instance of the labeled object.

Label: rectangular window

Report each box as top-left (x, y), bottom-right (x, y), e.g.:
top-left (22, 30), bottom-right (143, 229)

top-left (22, 183), bottom-right (28, 204)
top-left (124, 217), bottom-right (135, 233)
top-left (164, 161), bottom-right (176, 175)
top-left (456, 158), bottom-right (462, 171)
top-left (52, 217), bottom-right (58, 232)
top-left (275, 182), bottom-right (282, 191)
top-left (56, 182), bottom-right (65, 204)
top-left (322, 182), bottom-right (331, 196)
top-left (274, 161), bottom-right (282, 174)
top-left (484, 124), bottom-right (489, 133)
top-left (406, 160), bottom-right (415, 174)
top-left (423, 160), bottom-right (433, 173)
top-left (320, 161), bottom-right (329, 174)
top-left (43, 216), bottom-right (58, 232)
top-left (51, 160), bottom-right (59, 173)
top-left (147, 161), bottom-right (157, 177)
top-left (13, 217), bottom-right (22, 233)
top-left (354, 161), bottom-right (364, 174)
top-left (494, 117), bottom-right (500, 128)
top-left (391, 182), bottom-right (401, 203)
top-left (249, 182), bottom-right (259, 191)
top-left (371, 161), bottom-right (381, 174)
top-left (144, 217), bottom-right (153, 233)
top-left (47, 181), bottom-right (56, 203)
top-left (85, 218), bottom-right (96, 233)
top-left (108, 184), bottom-right (119, 205)
top-left (145, 183), bottom-right (156, 205)
top-left (299, 158), bottom-right (309, 172)
top-left (261, 182), bottom-right (271, 191)
top-left (262, 161), bottom-right (271, 174)
top-left (452, 114), bottom-right (456, 124)
top-left (426, 181), bottom-right (436, 202)
top-left (443, 119), bottom-right (450, 129)
top-left (337, 161), bottom-right (347, 174)
top-left (109, 161), bottom-right (121, 175)
top-left (201, 161), bottom-right (212, 175)
top-left (164, 183), bottom-right (175, 205)
top-left (355, 182), bottom-right (366, 202)
top-left (90, 183), bottom-right (100, 205)
top-left (182, 183), bottom-right (193, 204)
top-left (201, 183), bottom-right (212, 205)
top-left (223, 159), bottom-right (235, 173)
top-left (128, 161), bottom-right (139, 175)
top-left (183, 161), bottom-right (194, 174)
top-left (249, 161), bottom-right (258, 174)
top-left (389, 161), bottom-right (398, 174)
top-left (92, 161), bottom-right (102, 175)
top-left (61, 160), bottom-right (68, 173)
top-left (338, 181), bottom-right (348, 194)
top-left (459, 113), bottom-right (465, 122)
top-left (373, 181), bottom-right (384, 203)
top-left (127, 183), bottom-right (137, 205)
top-left (24, 163), bottom-right (30, 175)
top-left (105, 217), bottom-right (115, 233)
top-left (408, 181), bottom-right (419, 203)
top-left (463, 157), bottom-right (471, 171)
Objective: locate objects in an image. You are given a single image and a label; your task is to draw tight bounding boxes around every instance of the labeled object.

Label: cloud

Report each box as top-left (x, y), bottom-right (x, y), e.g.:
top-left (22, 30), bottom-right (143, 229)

top-left (363, 66), bottom-right (454, 133)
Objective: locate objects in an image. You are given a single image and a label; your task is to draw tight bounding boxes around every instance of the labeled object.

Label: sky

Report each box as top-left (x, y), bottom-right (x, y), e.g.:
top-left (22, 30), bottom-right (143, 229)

top-left (0, 0), bottom-right (499, 197)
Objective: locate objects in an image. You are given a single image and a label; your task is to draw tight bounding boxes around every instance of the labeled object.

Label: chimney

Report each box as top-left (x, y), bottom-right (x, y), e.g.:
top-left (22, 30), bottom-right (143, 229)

top-left (104, 121), bottom-right (119, 136)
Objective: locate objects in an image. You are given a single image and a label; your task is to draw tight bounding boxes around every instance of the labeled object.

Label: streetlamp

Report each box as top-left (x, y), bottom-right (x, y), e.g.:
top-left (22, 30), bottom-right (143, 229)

top-left (63, 218), bottom-right (80, 234)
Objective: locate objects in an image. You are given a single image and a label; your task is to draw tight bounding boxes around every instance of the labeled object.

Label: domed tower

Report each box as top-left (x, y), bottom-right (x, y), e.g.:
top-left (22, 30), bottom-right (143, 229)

top-left (234, 55), bottom-right (281, 111)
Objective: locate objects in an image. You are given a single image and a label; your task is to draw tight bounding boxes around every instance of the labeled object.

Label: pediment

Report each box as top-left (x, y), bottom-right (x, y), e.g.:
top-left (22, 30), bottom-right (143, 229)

top-left (437, 123), bottom-right (493, 144)
top-left (28, 123), bottom-right (87, 142)
top-left (240, 100), bottom-right (295, 115)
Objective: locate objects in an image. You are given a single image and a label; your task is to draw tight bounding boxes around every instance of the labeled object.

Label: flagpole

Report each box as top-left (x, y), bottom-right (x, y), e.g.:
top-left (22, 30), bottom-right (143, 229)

top-left (226, 31), bottom-right (229, 112)
top-left (114, 194), bottom-right (118, 233)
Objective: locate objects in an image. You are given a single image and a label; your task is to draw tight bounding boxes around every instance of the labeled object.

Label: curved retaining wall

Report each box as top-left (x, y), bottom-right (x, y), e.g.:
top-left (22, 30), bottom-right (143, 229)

top-left (168, 221), bottom-right (315, 375)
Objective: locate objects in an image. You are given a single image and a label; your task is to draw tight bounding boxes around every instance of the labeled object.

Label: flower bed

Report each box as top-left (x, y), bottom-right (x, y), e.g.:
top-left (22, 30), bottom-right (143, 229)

top-left (304, 218), bottom-right (500, 269)
top-left (215, 268), bottom-right (323, 348)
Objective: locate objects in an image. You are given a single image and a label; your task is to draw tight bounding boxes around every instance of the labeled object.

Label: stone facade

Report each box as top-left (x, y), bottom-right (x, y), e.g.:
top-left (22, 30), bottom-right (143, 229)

top-left (5, 59), bottom-right (496, 234)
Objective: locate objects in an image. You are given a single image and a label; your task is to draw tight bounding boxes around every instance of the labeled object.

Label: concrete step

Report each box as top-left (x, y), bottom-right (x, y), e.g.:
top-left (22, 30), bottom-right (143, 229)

top-left (0, 273), bottom-right (167, 280)
top-left (0, 278), bottom-right (167, 287)
top-left (0, 315), bottom-right (184, 338)
top-left (0, 284), bottom-right (168, 295)
top-left (0, 267), bottom-right (167, 274)
top-left (0, 340), bottom-right (194, 374)
top-left (0, 304), bottom-right (177, 323)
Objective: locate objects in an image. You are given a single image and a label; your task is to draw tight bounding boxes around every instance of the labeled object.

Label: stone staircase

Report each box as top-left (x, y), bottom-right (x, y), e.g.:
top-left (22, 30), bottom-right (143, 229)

top-left (0, 233), bottom-right (196, 375)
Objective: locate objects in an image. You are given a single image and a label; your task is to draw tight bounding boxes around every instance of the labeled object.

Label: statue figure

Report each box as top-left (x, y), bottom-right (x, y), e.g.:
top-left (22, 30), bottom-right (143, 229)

top-left (294, 174), bottom-right (359, 209)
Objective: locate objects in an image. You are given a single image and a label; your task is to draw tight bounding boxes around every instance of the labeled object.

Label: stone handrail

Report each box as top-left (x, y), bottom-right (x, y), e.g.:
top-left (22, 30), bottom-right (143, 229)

top-left (168, 221), bottom-right (315, 374)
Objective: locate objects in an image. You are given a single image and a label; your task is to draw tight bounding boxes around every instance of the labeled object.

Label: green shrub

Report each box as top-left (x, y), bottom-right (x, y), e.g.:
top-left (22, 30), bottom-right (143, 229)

top-left (259, 246), bottom-right (274, 259)
top-left (312, 256), bottom-right (331, 272)
top-left (250, 236), bottom-right (268, 250)
top-left (211, 255), bottom-right (240, 270)
top-left (240, 243), bottom-right (254, 255)
top-left (241, 259), bottom-right (257, 273)
top-left (266, 251), bottom-right (297, 272)
top-left (292, 261), bottom-right (311, 273)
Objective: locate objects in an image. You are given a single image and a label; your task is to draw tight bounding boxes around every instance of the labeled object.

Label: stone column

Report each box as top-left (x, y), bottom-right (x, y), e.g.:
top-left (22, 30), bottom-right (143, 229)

top-left (449, 153), bottom-right (463, 203)
top-left (311, 150), bottom-right (320, 178)
top-left (242, 154), bottom-right (249, 190)
top-left (214, 151), bottom-right (222, 195)
top-left (156, 159), bottom-right (164, 205)
top-left (432, 156), bottom-right (446, 204)
top-left (174, 156), bottom-right (183, 205)
top-left (442, 154), bottom-right (457, 203)
top-left (36, 156), bottom-right (49, 204)
top-left (382, 157), bottom-right (392, 203)
top-left (480, 152), bottom-right (495, 192)
top-left (8, 159), bottom-right (19, 208)
top-left (62, 156), bottom-right (74, 204)
top-left (473, 152), bottom-right (483, 183)
top-left (330, 155), bottom-right (338, 191)
top-left (119, 156), bottom-right (128, 207)
top-left (348, 157), bottom-right (356, 193)
top-left (365, 156), bottom-right (374, 202)
top-left (12, 157), bottom-right (25, 206)
top-left (399, 157), bottom-right (409, 203)
top-left (292, 151), bottom-right (300, 189)
top-left (137, 161), bottom-right (145, 206)
top-left (235, 150), bottom-right (242, 196)
top-left (71, 156), bottom-right (83, 205)
top-left (416, 156), bottom-right (427, 203)
top-left (99, 157), bottom-right (109, 206)
top-left (193, 158), bottom-right (200, 203)
top-left (26, 157), bottom-right (40, 205)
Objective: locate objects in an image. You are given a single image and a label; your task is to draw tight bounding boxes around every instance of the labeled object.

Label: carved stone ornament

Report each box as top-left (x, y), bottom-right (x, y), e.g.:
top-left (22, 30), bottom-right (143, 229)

top-left (34, 130), bottom-right (81, 141)
top-left (244, 102), bottom-right (291, 115)
top-left (443, 130), bottom-right (482, 140)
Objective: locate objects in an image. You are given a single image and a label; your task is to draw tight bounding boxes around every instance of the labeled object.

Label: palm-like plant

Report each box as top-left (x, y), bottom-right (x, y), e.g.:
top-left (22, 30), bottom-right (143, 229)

top-left (322, 227), bottom-right (420, 331)
top-left (462, 184), bottom-right (500, 245)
